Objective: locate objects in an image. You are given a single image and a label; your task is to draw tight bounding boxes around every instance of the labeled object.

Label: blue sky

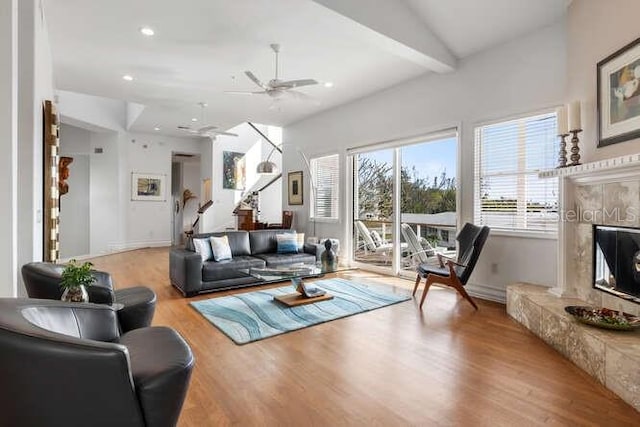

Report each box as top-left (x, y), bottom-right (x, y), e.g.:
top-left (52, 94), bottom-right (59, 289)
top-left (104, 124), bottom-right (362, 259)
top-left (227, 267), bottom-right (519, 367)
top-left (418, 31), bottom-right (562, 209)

top-left (361, 137), bottom-right (457, 182)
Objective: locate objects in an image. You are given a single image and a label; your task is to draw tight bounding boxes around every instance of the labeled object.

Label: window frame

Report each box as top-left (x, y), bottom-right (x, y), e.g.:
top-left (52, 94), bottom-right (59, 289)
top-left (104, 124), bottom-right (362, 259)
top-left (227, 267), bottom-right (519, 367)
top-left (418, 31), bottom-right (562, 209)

top-left (473, 110), bottom-right (559, 237)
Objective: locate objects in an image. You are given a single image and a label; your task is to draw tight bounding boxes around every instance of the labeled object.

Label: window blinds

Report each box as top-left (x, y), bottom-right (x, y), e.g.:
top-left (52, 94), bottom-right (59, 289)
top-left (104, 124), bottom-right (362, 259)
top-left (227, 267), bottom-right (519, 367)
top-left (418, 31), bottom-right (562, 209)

top-left (474, 112), bottom-right (558, 233)
top-left (311, 154), bottom-right (340, 220)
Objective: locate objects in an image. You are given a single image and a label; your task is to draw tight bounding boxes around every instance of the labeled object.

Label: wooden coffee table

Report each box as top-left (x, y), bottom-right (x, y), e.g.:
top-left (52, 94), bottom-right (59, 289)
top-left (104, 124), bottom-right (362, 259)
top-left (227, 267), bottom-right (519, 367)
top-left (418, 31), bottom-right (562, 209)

top-left (238, 264), bottom-right (334, 307)
top-left (273, 279), bottom-right (334, 307)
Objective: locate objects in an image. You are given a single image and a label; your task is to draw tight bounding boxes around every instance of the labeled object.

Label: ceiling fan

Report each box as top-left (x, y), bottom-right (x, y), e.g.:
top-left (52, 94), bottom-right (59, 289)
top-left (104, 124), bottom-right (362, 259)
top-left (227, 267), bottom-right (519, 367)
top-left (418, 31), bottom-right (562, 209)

top-left (226, 44), bottom-right (318, 100)
top-left (177, 103), bottom-right (238, 137)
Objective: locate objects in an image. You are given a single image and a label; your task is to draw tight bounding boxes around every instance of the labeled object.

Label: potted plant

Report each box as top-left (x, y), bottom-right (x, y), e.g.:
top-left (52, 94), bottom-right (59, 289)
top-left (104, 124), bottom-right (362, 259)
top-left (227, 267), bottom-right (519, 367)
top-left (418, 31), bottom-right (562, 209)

top-left (60, 259), bottom-right (96, 302)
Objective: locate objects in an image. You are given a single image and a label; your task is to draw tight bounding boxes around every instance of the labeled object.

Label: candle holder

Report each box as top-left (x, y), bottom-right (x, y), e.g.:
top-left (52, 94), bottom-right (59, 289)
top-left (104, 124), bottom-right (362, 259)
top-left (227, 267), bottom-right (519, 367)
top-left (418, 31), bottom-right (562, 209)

top-left (569, 129), bottom-right (582, 166)
top-left (557, 134), bottom-right (569, 168)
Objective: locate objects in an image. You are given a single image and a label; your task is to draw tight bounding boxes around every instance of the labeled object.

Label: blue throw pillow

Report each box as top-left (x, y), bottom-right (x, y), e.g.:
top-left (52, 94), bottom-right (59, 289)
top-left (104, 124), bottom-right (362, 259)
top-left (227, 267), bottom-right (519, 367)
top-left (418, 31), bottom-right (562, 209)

top-left (276, 234), bottom-right (298, 254)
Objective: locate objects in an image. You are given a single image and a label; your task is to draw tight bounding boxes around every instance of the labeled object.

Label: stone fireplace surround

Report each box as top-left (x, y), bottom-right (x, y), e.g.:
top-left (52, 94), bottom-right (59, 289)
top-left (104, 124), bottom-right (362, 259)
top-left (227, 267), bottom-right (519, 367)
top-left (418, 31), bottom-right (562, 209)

top-left (507, 153), bottom-right (640, 412)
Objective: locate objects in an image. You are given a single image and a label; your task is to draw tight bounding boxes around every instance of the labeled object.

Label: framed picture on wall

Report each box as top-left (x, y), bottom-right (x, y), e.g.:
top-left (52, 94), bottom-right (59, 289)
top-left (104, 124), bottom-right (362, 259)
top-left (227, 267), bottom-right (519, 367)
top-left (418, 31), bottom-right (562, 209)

top-left (288, 171), bottom-right (303, 205)
top-left (131, 173), bottom-right (166, 201)
top-left (597, 36), bottom-right (640, 147)
top-left (222, 151), bottom-right (246, 190)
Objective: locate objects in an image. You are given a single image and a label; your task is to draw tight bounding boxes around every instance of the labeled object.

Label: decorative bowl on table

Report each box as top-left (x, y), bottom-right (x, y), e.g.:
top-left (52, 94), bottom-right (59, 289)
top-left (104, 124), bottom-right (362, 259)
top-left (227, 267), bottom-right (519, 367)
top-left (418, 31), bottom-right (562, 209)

top-left (564, 306), bottom-right (640, 331)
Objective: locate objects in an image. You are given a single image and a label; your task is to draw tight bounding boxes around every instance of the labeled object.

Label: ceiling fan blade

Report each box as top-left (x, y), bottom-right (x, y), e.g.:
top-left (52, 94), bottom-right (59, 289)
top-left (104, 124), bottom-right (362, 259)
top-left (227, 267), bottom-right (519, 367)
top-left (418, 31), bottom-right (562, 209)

top-left (225, 90), bottom-right (269, 95)
top-left (274, 79), bottom-right (318, 89)
top-left (244, 71), bottom-right (268, 89)
top-left (198, 125), bottom-right (218, 132)
top-left (211, 131), bottom-right (239, 137)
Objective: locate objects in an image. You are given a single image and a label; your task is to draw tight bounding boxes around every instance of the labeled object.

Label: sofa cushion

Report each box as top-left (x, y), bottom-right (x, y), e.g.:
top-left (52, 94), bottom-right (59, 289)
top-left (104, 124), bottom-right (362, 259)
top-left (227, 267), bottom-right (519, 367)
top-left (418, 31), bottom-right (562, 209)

top-left (249, 229), bottom-right (295, 255)
top-left (210, 236), bottom-right (232, 261)
top-left (252, 252), bottom-right (316, 267)
top-left (202, 256), bottom-right (265, 282)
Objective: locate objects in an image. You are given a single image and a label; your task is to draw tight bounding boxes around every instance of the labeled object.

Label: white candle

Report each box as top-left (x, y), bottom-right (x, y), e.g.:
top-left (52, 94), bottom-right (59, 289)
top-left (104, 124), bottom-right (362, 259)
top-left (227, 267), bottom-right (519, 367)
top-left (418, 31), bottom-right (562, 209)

top-left (556, 106), bottom-right (568, 135)
top-left (568, 101), bottom-right (581, 131)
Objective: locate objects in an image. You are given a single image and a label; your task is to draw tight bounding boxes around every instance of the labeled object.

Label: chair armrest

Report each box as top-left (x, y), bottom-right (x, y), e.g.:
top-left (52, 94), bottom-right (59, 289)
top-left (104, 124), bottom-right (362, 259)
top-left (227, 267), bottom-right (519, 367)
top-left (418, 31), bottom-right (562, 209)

top-left (119, 327), bottom-right (194, 427)
top-left (303, 243), bottom-right (323, 260)
top-left (169, 249), bottom-right (203, 296)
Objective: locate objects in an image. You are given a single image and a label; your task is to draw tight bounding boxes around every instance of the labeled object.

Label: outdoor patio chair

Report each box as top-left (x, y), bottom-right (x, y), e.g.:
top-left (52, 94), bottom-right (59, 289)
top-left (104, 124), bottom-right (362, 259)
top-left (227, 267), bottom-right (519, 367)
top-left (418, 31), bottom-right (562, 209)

top-left (355, 220), bottom-right (407, 256)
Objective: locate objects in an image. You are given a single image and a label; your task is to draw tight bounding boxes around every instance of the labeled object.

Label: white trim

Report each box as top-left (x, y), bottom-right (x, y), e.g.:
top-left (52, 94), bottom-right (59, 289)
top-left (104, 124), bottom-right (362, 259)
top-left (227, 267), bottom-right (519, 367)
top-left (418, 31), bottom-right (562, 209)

top-left (473, 105), bottom-right (561, 129)
top-left (346, 126), bottom-right (458, 155)
top-left (107, 239), bottom-right (171, 252)
top-left (465, 281), bottom-right (508, 304)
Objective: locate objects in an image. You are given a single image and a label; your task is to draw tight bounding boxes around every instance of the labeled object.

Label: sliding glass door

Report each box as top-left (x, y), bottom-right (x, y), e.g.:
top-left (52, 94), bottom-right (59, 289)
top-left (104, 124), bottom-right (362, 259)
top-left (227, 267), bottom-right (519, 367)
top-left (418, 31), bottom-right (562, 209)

top-left (353, 149), bottom-right (397, 270)
top-left (351, 132), bottom-right (458, 276)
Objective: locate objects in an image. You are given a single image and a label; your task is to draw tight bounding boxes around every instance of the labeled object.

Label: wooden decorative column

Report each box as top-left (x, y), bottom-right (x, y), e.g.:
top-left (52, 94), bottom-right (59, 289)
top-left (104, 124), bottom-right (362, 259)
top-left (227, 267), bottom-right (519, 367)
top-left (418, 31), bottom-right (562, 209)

top-left (43, 100), bottom-right (60, 262)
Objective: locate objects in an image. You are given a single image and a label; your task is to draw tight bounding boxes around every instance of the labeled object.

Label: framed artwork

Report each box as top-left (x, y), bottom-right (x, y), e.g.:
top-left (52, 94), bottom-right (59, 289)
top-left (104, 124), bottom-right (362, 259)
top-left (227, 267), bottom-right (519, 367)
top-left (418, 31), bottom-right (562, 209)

top-left (597, 36), bottom-right (640, 147)
top-left (222, 151), bottom-right (246, 190)
top-left (288, 171), bottom-right (303, 205)
top-left (131, 173), bottom-right (166, 201)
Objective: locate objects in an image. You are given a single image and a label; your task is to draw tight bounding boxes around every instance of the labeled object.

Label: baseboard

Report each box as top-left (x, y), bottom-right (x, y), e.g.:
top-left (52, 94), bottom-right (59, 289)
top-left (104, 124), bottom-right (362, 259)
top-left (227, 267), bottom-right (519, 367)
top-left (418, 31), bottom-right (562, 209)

top-left (465, 281), bottom-right (506, 304)
top-left (108, 240), bottom-right (171, 252)
top-left (58, 240), bottom-right (171, 262)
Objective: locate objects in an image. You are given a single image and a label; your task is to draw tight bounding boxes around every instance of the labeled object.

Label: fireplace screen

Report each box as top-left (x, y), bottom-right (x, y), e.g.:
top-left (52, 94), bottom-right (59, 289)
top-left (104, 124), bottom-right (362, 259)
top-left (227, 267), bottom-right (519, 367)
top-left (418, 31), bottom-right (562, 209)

top-left (593, 225), bottom-right (640, 304)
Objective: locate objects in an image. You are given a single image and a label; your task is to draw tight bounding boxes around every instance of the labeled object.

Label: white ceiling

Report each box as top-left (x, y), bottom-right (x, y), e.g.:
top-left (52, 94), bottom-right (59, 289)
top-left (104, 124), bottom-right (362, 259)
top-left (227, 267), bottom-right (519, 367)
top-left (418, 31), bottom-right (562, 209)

top-left (44, 0), bottom-right (569, 137)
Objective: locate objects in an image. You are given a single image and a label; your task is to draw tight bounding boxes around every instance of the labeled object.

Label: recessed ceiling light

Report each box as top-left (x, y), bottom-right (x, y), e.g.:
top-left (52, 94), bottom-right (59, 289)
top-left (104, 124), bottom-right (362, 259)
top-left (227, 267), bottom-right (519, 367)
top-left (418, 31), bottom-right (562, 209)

top-left (122, 75), bottom-right (134, 81)
top-left (154, 126), bottom-right (161, 131)
top-left (324, 82), bottom-right (334, 88)
top-left (191, 118), bottom-right (198, 122)
top-left (140, 27), bottom-right (155, 36)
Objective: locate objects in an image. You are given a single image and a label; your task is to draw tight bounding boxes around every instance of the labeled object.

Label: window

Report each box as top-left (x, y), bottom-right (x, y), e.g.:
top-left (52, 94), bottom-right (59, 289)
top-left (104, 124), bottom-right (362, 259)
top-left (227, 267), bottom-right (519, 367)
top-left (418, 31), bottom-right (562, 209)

top-left (311, 154), bottom-right (339, 220)
top-left (474, 112), bottom-right (558, 233)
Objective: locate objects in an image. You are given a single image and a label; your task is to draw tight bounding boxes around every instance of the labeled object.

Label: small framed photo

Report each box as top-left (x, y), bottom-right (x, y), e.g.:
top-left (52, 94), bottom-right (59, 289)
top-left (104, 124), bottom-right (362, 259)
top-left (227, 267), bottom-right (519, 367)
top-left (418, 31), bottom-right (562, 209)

top-left (597, 36), bottom-right (640, 147)
top-left (288, 171), bottom-right (303, 205)
top-left (131, 173), bottom-right (166, 201)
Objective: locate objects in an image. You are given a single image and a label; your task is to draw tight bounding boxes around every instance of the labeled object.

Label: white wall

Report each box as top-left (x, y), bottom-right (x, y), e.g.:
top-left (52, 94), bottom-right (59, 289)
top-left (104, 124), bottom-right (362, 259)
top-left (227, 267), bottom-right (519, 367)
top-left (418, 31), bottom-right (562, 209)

top-left (284, 22), bottom-right (567, 301)
top-left (0, 0), bottom-right (19, 297)
top-left (116, 132), bottom-right (202, 252)
top-left (199, 123), bottom-right (282, 232)
top-left (567, 0), bottom-right (640, 162)
top-left (59, 124), bottom-right (90, 258)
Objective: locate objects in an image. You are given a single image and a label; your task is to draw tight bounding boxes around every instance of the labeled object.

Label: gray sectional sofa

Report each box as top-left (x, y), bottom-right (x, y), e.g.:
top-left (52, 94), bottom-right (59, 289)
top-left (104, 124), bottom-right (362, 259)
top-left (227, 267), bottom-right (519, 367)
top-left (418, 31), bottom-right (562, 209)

top-left (169, 229), bottom-right (321, 297)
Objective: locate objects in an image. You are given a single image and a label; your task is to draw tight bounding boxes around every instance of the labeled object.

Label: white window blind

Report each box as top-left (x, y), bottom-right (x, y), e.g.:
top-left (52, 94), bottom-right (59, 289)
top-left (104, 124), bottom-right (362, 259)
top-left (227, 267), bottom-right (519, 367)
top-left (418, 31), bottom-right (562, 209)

top-left (311, 154), bottom-right (339, 220)
top-left (474, 112), bottom-right (558, 233)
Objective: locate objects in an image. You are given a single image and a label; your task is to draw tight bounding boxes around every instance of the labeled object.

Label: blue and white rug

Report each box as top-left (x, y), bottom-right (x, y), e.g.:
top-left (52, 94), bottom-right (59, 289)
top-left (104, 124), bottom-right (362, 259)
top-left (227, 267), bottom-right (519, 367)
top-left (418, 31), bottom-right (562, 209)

top-left (190, 278), bottom-right (410, 345)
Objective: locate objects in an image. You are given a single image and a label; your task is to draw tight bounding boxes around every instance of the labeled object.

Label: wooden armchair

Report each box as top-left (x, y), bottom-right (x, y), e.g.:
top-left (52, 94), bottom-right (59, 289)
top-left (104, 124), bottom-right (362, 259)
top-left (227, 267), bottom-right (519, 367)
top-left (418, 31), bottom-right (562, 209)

top-left (412, 223), bottom-right (490, 310)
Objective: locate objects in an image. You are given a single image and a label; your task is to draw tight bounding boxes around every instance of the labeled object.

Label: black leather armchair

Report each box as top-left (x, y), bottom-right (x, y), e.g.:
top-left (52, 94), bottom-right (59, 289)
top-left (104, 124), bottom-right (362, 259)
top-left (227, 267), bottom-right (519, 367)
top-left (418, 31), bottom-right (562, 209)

top-left (0, 298), bottom-right (194, 427)
top-left (22, 262), bottom-right (157, 332)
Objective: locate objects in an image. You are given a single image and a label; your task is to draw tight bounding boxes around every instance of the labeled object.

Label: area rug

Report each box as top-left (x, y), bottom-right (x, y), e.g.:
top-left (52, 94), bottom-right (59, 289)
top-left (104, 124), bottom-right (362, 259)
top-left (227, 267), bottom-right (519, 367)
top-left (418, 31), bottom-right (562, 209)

top-left (190, 278), bottom-right (410, 345)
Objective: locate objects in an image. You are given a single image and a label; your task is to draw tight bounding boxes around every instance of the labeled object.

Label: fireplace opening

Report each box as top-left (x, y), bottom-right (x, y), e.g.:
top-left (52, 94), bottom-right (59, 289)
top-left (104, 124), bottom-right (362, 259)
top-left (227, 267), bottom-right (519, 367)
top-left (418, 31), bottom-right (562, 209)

top-left (593, 224), bottom-right (640, 304)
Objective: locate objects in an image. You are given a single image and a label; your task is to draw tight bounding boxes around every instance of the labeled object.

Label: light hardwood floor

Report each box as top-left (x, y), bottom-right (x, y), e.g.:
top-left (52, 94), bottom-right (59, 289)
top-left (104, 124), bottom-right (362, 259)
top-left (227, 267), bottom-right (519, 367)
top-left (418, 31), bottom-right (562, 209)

top-left (89, 247), bottom-right (640, 427)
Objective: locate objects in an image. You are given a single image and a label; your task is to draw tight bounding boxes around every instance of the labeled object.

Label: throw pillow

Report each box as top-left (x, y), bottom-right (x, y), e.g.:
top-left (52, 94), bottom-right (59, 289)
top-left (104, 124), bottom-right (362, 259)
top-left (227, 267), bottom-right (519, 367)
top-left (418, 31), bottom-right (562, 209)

top-left (296, 233), bottom-right (305, 251)
top-left (276, 234), bottom-right (299, 254)
top-left (193, 238), bottom-right (213, 261)
top-left (210, 236), bottom-right (232, 261)
top-left (370, 230), bottom-right (384, 247)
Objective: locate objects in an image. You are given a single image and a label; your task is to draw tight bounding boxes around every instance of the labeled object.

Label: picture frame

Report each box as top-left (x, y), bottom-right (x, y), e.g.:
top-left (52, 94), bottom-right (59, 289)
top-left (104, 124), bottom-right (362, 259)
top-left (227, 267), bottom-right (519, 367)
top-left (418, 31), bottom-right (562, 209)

top-left (222, 151), bottom-right (246, 190)
top-left (131, 173), bottom-right (166, 201)
top-left (288, 171), bottom-right (303, 205)
top-left (597, 36), bottom-right (640, 147)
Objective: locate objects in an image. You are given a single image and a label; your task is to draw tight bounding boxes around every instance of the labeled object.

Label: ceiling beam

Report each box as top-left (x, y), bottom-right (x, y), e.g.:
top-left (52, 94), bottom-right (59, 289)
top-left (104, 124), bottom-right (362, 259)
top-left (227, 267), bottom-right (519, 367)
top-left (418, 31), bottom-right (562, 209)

top-left (311, 0), bottom-right (456, 73)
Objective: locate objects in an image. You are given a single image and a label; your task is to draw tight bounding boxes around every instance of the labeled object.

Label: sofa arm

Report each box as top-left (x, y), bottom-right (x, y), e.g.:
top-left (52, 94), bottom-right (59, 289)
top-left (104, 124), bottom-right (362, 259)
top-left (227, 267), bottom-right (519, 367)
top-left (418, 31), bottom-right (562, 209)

top-left (303, 243), bottom-right (323, 261)
top-left (169, 249), bottom-right (203, 296)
